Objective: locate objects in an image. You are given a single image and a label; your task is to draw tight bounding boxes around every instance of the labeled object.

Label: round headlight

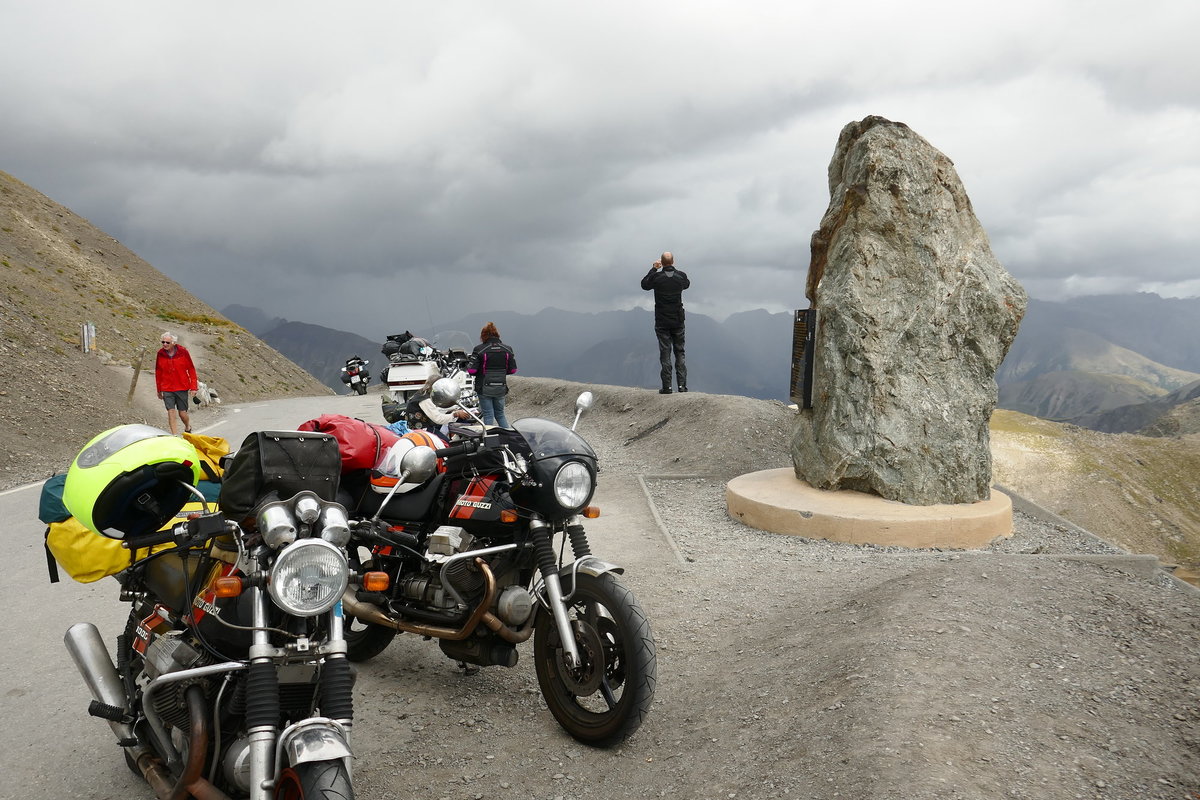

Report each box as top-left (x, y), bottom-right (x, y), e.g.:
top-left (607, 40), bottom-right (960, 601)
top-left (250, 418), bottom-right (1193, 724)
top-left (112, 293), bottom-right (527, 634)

top-left (268, 539), bottom-right (349, 617)
top-left (553, 461), bottom-right (593, 510)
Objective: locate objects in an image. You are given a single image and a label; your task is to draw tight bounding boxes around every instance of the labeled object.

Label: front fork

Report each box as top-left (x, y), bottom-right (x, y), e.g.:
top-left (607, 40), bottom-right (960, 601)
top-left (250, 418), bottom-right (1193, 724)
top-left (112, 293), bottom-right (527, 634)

top-left (244, 588), bottom-right (354, 800)
top-left (529, 514), bottom-right (595, 670)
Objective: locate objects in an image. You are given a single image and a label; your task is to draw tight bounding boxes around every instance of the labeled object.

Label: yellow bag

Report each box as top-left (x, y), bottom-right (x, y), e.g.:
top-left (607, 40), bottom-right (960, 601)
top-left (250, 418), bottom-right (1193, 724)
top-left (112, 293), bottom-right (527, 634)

top-left (46, 501), bottom-right (209, 584)
top-left (182, 432), bottom-right (230, 481)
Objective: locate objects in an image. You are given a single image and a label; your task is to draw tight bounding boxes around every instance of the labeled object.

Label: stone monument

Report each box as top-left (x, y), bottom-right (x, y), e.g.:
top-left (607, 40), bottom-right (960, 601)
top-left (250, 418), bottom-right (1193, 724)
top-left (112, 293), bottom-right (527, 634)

top-left (727, 116), bottom-right (1026, 547)
top-left (792, 115), bottom-right (1026, 506)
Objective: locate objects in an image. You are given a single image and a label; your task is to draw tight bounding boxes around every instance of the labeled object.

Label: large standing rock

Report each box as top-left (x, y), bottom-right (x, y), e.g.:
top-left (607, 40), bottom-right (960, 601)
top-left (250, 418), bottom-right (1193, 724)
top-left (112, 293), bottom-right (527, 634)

top-left (792, 116), bottom-right (1026, 505)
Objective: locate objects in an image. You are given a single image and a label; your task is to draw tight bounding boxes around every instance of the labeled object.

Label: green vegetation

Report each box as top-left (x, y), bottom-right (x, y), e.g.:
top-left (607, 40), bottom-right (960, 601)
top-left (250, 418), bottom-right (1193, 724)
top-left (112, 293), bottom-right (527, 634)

top-left (154, 308), bottom-right (238, 328)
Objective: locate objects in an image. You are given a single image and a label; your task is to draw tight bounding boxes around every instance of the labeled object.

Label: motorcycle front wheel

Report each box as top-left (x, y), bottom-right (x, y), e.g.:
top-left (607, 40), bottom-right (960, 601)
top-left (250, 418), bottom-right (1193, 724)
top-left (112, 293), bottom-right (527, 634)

top-left (533, 572), bottom-right (657, 747)
top-left (275, 760), bottom-right (353, 799)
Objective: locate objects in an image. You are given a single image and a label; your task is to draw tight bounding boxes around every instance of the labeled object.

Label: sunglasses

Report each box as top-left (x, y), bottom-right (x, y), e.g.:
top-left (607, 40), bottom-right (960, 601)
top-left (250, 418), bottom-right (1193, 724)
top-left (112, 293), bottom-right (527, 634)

top-left (161, 340), bottom-right (173, 344)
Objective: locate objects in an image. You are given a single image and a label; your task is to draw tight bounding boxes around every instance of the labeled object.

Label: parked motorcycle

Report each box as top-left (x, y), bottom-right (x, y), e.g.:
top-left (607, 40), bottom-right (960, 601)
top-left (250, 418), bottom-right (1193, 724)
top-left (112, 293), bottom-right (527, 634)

top-left (60, 425), bottom-right (435, 799)
top-left (340, 356), bottom-right (371, 396)
top-left (341, 379), bottom-right (657, 746)
top-left (379, 331), bottom-right (478, 426)
top-left (380, 333), bottom-right (438, 404)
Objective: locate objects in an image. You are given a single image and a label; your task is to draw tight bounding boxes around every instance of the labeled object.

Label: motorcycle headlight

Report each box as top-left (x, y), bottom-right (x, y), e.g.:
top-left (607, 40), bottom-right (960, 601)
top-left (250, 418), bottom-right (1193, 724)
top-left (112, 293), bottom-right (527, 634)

top-left (553, 461), bottom-right (593, 510)
top-left (268, 539), bottom-right (349, 617)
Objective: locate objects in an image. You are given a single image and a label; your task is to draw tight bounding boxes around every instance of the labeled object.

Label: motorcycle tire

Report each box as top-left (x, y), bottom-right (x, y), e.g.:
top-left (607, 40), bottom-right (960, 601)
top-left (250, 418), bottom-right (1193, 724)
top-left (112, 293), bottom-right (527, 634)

top-left (355, 382), bottom-right (367, 396)
top-left (533, 572), bottom-right (657, 747)
top-left (275, 759), bottom-right (353, 800)
top-left (344, 616), bottom-right (398, 662)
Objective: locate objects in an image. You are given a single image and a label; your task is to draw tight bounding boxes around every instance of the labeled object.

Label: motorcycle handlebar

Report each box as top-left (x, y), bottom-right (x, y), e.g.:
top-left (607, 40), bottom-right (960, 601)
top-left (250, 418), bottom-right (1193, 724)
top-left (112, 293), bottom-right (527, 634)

top-left (434, 440), bottom-right (479, 458)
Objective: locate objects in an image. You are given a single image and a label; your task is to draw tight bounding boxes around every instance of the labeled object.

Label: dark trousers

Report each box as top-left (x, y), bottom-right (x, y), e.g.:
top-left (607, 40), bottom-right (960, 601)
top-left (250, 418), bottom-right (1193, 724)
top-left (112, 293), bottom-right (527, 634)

top-left (655, 326), bottom-right (686, 389)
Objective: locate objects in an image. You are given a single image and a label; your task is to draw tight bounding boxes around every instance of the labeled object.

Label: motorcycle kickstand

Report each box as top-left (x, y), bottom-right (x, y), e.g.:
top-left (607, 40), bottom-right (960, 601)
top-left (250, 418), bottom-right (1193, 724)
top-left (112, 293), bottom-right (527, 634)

top-left (455, 660), bottom-right (480, 676)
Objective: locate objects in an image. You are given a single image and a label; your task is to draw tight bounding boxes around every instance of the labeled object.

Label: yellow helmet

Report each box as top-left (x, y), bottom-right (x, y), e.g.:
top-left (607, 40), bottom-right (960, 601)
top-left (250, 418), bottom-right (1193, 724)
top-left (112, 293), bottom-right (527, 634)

top-left (63, 424), bottom-right (203, 539)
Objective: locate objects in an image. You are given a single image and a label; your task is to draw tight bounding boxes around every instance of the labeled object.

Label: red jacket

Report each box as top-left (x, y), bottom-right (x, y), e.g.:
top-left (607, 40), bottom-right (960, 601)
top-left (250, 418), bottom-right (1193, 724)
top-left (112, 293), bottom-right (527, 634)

top-left (155, 345), bottom-right (198, 392)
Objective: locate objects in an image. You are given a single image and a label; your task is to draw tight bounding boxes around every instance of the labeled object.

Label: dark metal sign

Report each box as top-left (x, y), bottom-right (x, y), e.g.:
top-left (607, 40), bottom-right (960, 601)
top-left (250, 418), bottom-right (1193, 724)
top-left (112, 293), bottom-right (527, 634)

top-left (790, 308), bottom-right (816, 409)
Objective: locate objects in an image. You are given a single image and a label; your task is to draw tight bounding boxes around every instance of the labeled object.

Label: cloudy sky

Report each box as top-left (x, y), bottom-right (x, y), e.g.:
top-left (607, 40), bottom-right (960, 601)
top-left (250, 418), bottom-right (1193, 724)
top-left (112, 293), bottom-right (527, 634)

top-left (2, 1), bottom-right (1197, 338)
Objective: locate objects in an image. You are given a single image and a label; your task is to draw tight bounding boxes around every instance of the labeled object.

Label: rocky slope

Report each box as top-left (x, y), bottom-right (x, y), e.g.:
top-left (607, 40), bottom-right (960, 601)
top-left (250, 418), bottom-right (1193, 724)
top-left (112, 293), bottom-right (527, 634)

top-left (0, 169), bottom-right (331, 483)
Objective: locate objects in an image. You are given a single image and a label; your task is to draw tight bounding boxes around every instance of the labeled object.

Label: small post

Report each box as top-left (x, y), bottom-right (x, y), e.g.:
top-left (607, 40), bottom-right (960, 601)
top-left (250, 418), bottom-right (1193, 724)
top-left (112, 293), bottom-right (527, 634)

top-left (128, 348), bottom-right (147, 406)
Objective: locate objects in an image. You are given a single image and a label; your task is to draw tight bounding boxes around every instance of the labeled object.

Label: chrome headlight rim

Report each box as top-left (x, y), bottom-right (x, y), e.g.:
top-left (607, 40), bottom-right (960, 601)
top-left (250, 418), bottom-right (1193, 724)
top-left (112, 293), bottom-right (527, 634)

top-left (268, 538), bottom-right (349, 617)
top-left (552, 461), bottom-right (593, 511)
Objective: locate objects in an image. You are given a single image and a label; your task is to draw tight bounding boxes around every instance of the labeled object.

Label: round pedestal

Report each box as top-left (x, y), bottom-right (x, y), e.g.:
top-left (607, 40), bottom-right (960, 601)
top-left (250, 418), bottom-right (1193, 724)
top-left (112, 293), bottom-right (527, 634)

top-left (726, 468), bottom-right (1012, 549)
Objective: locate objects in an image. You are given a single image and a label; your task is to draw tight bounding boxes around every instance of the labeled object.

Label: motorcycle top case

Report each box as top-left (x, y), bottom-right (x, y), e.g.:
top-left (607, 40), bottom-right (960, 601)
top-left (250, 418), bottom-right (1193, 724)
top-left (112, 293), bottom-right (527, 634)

top-left (219, 431), bottom-right (342, 520)
top-left (45, 501), bottom-right (207, 584)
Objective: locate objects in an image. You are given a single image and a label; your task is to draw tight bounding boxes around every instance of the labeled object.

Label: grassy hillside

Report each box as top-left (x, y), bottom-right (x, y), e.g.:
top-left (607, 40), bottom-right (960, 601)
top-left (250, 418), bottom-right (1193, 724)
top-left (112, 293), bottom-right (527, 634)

top-left (990, 409), bottom-right (1200, 565)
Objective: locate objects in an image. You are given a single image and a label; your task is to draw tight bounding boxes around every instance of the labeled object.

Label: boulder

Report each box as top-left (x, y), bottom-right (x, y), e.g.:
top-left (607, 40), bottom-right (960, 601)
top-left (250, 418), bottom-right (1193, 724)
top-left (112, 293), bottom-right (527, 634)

top-left (792, 116), bottom-right (1026, 505)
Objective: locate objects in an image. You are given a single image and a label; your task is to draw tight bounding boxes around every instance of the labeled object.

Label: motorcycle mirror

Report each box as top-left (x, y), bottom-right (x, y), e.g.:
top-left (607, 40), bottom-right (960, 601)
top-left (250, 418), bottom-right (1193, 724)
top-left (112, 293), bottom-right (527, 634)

top-left (400, 445), bottom-right (438, 484)
top-left (571, 391), bottom-right (595, 431)
top-left (430, 377), bottom-right (461, 408)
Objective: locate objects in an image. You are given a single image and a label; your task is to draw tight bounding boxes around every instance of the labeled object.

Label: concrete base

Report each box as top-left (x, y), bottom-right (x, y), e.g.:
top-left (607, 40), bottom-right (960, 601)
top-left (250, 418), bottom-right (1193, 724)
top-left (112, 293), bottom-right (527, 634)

top-left (726, 468), bottom-right (1012, 549)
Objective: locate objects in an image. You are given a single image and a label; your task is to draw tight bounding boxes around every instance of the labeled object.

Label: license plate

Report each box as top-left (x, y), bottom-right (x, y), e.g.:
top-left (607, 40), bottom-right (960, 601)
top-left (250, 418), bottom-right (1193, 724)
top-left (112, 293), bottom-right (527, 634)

top-left (350, 375), bottom-right (361, 383)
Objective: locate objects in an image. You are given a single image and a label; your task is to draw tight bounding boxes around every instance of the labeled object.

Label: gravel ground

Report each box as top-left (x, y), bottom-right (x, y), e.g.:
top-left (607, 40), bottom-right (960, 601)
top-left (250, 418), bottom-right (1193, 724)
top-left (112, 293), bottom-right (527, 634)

top-left (346, 381), bottom-right (1200, 800)
top-left (17, 378), bottom-right (1200, 799)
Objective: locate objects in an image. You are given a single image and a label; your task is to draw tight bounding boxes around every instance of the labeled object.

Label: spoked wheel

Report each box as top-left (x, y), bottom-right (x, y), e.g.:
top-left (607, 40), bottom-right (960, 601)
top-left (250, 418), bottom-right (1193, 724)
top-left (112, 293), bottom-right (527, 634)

top-left (275, 759), bottom-right (353, 799)
top-left (533, 572), bottom-right (657, 746)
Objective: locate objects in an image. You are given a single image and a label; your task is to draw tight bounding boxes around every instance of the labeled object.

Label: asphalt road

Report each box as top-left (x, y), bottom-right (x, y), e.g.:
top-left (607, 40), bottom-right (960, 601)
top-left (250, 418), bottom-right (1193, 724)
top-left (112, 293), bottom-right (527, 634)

top-left (0, 393), bottom-right (392, 799)
top-left (0, 391), bottom-right (671, 800)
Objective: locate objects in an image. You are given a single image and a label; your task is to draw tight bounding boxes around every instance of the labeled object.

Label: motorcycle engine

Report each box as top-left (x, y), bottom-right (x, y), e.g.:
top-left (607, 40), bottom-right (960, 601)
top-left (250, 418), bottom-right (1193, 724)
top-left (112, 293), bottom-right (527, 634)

top-left (140, 632), bottom-right (207, 731)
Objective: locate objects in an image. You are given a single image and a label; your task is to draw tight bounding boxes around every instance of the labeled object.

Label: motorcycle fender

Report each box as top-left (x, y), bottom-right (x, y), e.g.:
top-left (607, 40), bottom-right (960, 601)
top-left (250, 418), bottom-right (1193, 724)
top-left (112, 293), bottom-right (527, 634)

top-left (281, 725), bottom-right (352, 767)
top-left (560, 556), bottom-right (624, 580)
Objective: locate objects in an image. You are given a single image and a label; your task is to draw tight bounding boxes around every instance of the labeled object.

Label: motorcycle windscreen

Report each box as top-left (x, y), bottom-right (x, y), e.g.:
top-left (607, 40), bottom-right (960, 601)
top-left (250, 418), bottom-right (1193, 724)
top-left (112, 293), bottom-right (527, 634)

top-left (510, 418), bottom-right (596, 461)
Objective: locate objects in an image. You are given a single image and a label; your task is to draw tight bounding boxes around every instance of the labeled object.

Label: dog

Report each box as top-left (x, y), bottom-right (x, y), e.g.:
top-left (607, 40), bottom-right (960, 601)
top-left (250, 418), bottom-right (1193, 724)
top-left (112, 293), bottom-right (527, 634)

top-left (192, 381), bottom-right (222, 407)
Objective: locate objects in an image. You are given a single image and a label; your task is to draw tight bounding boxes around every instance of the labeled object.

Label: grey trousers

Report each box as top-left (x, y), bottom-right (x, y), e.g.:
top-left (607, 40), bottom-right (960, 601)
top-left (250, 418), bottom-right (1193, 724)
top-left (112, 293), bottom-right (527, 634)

top-left (655, 326), bottom-right (686, 388)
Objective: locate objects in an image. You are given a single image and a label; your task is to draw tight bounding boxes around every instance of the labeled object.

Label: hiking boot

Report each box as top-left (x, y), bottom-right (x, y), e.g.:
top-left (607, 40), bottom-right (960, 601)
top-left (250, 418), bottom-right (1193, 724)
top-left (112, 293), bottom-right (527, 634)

top-left (659, 387), bottom-right (672, 394)
top-left (678, 385), bottom-right (688, 393)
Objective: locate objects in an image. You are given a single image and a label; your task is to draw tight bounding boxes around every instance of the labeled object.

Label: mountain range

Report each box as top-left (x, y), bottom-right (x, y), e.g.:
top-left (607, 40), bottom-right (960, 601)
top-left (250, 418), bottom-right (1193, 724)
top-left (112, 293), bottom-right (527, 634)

top-left (225, 294), bottom-right (1200, 436)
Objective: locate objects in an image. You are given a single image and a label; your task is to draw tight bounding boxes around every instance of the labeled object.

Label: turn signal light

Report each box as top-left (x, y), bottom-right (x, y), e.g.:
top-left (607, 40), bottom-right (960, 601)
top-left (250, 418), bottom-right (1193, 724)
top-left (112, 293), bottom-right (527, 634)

top-left (500, 509), bottom-right (519, 524)
top-left (214, 577), bottom-right (243, 598)
top-left (362, 571), bottom-right (390, 592)
top-left (583, 506), bottom-right (601, 519)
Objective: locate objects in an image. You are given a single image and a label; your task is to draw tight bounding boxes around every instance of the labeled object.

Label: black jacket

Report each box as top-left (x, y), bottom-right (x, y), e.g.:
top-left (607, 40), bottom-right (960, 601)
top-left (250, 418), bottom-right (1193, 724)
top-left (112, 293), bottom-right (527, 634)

top-left (469, 337), bottom-right (517, 397)
top-left (641, 267), bottom-right (690, 329)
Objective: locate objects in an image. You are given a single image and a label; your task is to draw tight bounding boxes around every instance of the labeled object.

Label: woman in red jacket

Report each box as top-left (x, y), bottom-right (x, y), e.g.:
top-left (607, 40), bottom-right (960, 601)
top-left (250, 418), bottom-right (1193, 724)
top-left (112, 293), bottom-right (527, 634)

top-left (155, 332), bottom-right (198, 434)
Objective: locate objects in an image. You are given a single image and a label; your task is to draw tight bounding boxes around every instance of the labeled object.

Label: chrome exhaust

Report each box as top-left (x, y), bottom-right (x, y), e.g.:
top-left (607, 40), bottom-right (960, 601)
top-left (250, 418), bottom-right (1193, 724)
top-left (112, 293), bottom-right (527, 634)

top-left (63, 622), bottom-right (135, 742)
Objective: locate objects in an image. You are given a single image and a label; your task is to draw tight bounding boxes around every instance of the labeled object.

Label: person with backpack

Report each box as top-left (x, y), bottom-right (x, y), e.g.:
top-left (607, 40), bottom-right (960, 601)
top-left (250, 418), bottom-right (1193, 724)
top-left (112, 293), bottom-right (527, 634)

top-left (468, 322), bottom-right (518, 427)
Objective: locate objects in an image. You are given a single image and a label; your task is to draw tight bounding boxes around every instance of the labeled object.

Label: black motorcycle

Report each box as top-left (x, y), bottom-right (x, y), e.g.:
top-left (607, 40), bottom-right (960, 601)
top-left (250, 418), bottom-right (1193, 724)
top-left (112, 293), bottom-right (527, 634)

top-left (341, 380), bottom-right (657, 746)
top-left (340, 357), bottom-right (370, 396)
top-left (64, 430), bottom-right (433, 799)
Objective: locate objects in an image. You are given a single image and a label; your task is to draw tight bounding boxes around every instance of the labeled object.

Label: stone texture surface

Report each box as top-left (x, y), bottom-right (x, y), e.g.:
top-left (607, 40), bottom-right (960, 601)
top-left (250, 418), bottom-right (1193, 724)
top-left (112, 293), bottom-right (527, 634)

top-left (792, 116), bottom-right (1027, 505)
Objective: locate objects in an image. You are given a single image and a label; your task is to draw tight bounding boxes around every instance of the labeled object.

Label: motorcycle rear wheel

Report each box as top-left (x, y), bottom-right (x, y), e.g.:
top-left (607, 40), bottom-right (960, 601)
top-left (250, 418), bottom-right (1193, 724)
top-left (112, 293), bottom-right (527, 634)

top-left (275, 759), bottom-right (353, 799)
top-left (355, 382), bottom-right (367, 396)
top-left (533, 572), bottom-right (657, 747)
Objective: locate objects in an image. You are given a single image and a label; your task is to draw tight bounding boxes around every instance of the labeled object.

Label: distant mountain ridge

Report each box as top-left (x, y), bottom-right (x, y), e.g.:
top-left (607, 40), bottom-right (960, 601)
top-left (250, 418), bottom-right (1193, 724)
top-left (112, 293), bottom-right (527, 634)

top-left (225, 291), bottom-right (1200, 435)
top-left (226, 305), bottom-right (796, 402)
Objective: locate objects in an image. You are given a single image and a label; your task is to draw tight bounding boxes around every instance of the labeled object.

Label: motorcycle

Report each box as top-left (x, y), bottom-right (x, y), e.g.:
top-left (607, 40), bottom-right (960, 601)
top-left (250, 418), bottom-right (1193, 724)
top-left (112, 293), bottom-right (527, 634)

top-left (61, 426), bottom-right (437, 799)
top-left (341, 379), bottom-right (657, 746)
top-left (379, 331), bottom-right (478, 426)
top-left (380, 332), bottom-right (439, 405)
top-left (340, 357), bottom-right (370, 396)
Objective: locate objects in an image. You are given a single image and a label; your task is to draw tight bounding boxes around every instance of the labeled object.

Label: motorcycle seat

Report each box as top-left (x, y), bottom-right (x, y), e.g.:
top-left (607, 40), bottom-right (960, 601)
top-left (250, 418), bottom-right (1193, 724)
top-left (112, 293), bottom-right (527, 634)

top-left (353, 473), bottom-right (445, 523)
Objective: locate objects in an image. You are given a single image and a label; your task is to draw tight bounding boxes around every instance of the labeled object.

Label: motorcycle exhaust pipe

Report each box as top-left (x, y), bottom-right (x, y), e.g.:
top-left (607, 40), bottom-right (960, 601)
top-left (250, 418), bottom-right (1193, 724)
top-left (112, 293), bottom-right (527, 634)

top-left (63, 622), bottom-right (136, 742)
